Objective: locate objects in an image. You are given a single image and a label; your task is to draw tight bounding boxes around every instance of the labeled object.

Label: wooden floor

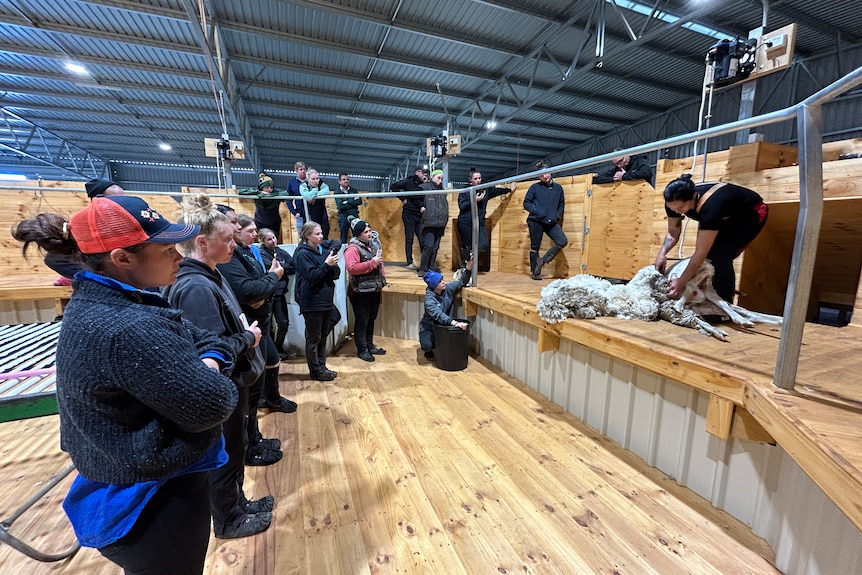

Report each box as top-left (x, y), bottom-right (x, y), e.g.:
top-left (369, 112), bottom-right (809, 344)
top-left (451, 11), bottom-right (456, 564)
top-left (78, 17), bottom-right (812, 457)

top-left (0, 337), bottom-right (779, 574)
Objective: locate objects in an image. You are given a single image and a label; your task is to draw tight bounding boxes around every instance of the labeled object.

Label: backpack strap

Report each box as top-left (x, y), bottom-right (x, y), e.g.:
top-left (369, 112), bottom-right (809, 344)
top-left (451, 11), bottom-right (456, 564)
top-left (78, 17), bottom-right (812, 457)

top-left (696, 182), bottom-right (727, 212)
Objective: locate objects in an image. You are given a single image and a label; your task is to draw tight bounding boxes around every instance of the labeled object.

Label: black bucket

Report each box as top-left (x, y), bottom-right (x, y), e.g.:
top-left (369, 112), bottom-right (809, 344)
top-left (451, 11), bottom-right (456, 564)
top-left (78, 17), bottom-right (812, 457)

top-left (433, 319), bottom-right (469, 371)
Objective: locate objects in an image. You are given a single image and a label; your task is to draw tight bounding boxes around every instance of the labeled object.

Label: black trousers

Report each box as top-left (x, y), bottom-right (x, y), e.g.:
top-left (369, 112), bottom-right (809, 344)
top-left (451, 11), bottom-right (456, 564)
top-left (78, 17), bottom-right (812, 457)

top-left (527, 220), bottom-right (568, 253)
top-left (99, 471), bottom-right (211, 575)
top-left (401, 210), bottom-right (423, 264)
top-left (303, 307), bottom-right (333, 374)
top-left (457, 220), bottom-right (489, 264)
top-left (707, 204), bottom-right (768, 302)
top-left (349, 291), bottom-right (381, 354)
top-left (245, 332), bottom-right (279, 447)
top-left (209, 386), bottom-right (248, 529)
top-left (271, 294), bottom-right (289, 353)
top-left (419, 226), bottom-right (444, 273)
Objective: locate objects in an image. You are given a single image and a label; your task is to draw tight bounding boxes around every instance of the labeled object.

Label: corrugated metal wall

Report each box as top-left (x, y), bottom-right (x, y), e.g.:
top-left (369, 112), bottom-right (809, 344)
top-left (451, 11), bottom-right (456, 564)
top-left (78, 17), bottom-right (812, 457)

top-left (378, 294), bottom-right (862, 575)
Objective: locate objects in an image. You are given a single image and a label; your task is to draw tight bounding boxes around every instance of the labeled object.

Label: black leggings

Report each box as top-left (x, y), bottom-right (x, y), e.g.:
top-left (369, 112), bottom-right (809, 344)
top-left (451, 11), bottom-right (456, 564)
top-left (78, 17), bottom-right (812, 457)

top-left (707, 204), bottom-right (768, 301)
top-left (303, 307), bottom-right (334, 374)
top-left (99, 472), bottom-right (211, 575)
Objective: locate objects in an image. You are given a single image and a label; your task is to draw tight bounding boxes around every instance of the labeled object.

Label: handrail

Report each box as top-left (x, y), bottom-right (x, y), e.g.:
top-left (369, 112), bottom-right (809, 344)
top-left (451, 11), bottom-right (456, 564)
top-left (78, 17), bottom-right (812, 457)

top-left (5, 66), bottom-right (861, 389)
top-left (456, 65), bottom-right (862, 390)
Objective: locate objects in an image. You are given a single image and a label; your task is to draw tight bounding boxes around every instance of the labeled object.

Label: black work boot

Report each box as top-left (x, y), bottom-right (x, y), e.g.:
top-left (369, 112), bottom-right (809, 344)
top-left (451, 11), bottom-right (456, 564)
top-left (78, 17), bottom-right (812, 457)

top-left (214, 511), bottom-right (273, 539)
top-left (529, 251), bottom-right (543, 280)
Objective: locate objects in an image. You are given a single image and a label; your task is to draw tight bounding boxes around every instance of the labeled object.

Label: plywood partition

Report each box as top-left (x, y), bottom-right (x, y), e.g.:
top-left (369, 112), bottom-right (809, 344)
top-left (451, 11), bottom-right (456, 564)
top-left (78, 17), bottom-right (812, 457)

top-left (1, 182), bottom-right (186, 276)
top-left (494, 176), bottom-right (587, 277)
top-left (585, 179), bottom-right (656, 279)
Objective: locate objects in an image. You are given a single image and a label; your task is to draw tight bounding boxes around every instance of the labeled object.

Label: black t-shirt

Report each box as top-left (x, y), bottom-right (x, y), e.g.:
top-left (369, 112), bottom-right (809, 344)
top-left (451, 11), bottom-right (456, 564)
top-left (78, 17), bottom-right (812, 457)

top-left (665, 182), bottom-right (763, 230)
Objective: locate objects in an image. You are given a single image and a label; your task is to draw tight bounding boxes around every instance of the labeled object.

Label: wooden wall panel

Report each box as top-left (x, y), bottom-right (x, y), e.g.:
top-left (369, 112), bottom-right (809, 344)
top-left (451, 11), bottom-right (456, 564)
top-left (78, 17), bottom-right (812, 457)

top-left (585, 179), bottom-right (656, 279)
top-left (495, 176), bottom-right (586, 277)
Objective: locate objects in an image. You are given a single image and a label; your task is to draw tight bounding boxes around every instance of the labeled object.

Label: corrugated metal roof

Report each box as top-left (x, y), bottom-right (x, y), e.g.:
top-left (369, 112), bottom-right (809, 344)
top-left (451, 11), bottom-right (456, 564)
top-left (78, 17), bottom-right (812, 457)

top-left (0, 0), bottom-right (858, 184)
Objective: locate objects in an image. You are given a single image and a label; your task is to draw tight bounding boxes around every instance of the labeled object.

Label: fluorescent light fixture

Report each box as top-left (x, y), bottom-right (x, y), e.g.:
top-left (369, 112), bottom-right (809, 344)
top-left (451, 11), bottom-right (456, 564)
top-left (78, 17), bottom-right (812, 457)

top-left (0, 172), bottom-right (27, 181)
top-left (487, 121), bottom-right (497, 130)
top-left (159, 143), bottom-right (172, 151)
top-left (65, 62), bottom-right (89, 75)
top-left (336, 115), bottom-right (367, 122)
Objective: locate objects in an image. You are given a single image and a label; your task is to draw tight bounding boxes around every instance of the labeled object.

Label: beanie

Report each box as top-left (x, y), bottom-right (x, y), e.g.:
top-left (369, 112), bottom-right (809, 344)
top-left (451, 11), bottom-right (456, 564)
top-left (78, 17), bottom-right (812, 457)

top-left (423, 270), bottom-right (443, 290)
top-left (351, 219), bottom-right (369, 237)
top-left (430, 169), bottom-right (443, 177)
top-left (258, 172), bottom-right (274, 191)
top-left (85, 178), bottom-right (119, 198)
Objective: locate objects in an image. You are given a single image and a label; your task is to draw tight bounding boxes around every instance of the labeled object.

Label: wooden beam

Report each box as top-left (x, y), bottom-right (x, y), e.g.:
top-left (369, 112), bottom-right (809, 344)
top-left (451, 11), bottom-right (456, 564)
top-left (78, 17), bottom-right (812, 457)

top-left (731, 406), bottom-right (775, 443)
top-left (538, 327), bottom-right (561, 352)
top-left (706, 395), bottom-right (735, 439)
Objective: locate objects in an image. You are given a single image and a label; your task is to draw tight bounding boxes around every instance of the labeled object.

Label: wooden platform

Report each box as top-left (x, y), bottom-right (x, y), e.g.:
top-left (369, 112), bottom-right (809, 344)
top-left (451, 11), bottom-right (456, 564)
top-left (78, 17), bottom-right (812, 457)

top-left (382, 266), bottom-right (862, 536)
top-left (0, 337), bottom-right (779, 574)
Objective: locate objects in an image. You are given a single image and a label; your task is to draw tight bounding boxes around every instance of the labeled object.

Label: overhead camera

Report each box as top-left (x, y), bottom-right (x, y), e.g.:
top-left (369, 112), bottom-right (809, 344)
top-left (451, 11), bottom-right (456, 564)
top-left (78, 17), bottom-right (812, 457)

top-left (428, 135), bottom-right (447, 158)
top-left (216, 138), bottom-right (232, 160)
top-left (706, 38), bottom-right (757, 87)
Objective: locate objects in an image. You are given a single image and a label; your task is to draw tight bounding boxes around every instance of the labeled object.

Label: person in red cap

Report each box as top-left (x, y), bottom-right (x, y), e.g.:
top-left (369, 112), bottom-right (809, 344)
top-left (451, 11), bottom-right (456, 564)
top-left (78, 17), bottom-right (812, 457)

top-left (12, 196), bottom-right (238, 574)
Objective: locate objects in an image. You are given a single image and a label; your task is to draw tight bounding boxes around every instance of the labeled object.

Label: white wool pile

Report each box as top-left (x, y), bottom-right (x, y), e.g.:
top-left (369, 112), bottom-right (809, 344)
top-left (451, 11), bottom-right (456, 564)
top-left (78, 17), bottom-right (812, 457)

top-left (537, 265), bottom-right (669, 324)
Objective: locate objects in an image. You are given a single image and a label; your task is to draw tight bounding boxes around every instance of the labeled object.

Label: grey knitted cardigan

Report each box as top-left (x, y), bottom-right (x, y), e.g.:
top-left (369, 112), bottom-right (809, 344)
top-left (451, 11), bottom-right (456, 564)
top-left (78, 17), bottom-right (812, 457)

top-left (55, 278), bottom-right (238, 484)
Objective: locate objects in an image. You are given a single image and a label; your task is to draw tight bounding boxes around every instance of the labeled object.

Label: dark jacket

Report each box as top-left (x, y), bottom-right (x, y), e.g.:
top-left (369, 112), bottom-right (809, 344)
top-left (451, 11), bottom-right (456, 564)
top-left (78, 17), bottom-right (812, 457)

top-left (523, 179), bottom-right (565, 225)
top-left (293, 241), bottom-right (341, 313)
top-left (260, 244), bottom-right (295, 297)
top-left (457, 186), bottom-right (511, 226)
top-left (56, 275), bottom-right (237, 484)
top-left (390, 174), bottom-right (425, 214)
top-left (419, 181), bottom-right (449, 230)
top-left (166, 258), bottom-right (260, 388)
top-left (593, 154), bottom-right (653, 184)
top-left (217, 243), bottom-right (279, 325)
top-left (419, 276), bottom-right (467, 336)
top-left (238, 187), bottom-right (289, 229)
top-left (335, 186), bottom-right (362, 219)
top-left (285, 177), bottom-right (305, 217)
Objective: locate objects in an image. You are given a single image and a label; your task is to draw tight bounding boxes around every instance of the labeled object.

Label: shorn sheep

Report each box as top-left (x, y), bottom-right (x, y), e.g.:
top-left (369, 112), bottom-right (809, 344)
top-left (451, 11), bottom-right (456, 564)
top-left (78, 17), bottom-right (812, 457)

top-left (536, 258), bottom-right (782, 341)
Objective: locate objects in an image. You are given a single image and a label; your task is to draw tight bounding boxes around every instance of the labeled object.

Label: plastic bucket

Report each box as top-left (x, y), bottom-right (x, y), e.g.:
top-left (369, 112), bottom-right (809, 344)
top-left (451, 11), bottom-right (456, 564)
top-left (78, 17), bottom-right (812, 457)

top-left (433, 319), bottom-right (469, 371)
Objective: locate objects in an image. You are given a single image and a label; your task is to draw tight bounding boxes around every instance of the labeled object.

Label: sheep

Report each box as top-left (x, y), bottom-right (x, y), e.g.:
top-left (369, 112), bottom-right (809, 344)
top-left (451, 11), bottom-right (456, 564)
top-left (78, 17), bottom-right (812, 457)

top-left (537, 259), bottom-right (782, 341)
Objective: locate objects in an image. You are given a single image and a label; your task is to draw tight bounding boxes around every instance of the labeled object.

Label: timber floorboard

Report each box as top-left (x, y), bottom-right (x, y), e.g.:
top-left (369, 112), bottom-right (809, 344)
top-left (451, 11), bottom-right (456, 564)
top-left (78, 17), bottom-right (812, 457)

top-left (0, 337), bottom-right (778, 574)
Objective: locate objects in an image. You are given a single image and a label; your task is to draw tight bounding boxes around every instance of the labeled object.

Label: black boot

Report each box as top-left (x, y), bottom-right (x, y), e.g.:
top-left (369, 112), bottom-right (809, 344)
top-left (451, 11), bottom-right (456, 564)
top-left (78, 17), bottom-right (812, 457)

top-left (529, 251), bottom-right (543, 280)
top-left (540, 245), bottom-right (562, 277)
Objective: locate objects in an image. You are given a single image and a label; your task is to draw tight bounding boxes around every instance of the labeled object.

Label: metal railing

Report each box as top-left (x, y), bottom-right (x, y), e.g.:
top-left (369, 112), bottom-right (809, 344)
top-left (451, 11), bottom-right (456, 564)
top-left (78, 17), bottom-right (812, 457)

top-left (449, 64), bottom-right (862, 390)
top-left (4, 66), bottom-right (861, 389)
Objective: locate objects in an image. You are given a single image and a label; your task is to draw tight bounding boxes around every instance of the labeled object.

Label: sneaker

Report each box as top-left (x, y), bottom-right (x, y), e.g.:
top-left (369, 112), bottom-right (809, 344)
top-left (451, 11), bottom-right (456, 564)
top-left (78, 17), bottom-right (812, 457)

top-left (214, 512), bottom-right (272, 539)
top-left (243, 495), bottom-right (275, 514)
top-left (406, 262), bottom-right (418, 270)
top-left (257, 437), bottom-right (281, 450)
top-left (265, 397), bottom-right (298, 413)
top-left (368, 346), bottom-right (386, 355)
top-left (358, 351), bottom-right (375, 362)
top-left (424, 350), bottom-right (435, 360)
top-left (311, 371), bottom-right (336, 381)
top-left (417, 269), bottom-right (428, 277)
top-left (278, 353), bottom-right (291, 362)
top-left (245, 446), bottom-right (283, 466)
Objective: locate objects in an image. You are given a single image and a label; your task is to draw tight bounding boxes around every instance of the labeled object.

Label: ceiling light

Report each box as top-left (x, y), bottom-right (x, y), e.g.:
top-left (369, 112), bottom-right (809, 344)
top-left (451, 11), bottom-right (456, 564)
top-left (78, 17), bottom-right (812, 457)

top-left (0, 172), bottom-right (27, 181)
top-left (336, 115), bottom-right (367, 122)
top-left (65, 62), bottom-right (89, 75)
top-left (159, 143), bottom-right (172, 151)
top-left (487, 121), bottom-right (497, 130)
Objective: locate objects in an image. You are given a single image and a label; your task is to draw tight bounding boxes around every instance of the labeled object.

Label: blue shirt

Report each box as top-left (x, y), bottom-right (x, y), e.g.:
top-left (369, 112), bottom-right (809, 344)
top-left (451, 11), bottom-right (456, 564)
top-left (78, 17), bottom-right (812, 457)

top-left (63, 437), bottom-right (227, 548)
